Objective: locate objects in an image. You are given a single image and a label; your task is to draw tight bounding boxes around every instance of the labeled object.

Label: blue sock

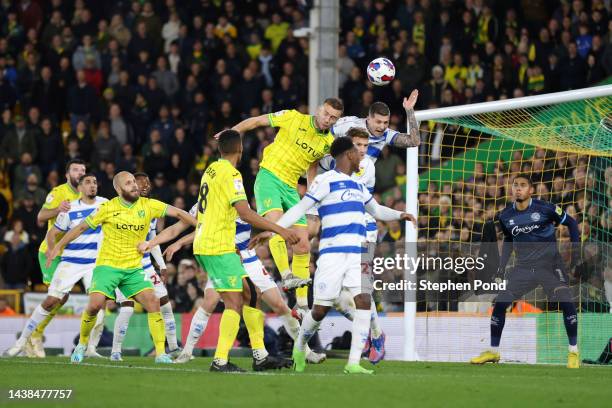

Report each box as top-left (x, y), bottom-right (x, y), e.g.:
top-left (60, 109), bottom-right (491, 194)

top-left (491, 302), bottom-right (510, 347)
top-left (560, 302), bottom-right (578, 346)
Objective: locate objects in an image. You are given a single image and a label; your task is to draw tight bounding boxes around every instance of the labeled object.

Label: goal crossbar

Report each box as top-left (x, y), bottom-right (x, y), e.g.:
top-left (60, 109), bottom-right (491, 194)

top-left (414, 84), bottom-right (612, 122)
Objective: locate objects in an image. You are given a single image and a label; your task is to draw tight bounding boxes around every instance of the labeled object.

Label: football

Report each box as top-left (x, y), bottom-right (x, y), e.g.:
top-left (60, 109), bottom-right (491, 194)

top-left (366, 57), bottom-right (395, 86)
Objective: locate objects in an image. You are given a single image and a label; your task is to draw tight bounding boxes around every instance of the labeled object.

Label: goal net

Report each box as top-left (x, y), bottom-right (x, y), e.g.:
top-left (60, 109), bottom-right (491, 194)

top-left (394, 84), bottom-right (612, 364)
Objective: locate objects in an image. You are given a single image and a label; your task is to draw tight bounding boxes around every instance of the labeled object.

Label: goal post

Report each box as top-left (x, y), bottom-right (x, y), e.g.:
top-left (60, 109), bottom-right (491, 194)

top-left (402, 84), bottom-right (612, 362)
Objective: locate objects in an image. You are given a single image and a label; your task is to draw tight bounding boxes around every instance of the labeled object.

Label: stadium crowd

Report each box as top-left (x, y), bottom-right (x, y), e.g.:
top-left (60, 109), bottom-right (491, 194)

top-left (0, 0), bottom-right (610, 312)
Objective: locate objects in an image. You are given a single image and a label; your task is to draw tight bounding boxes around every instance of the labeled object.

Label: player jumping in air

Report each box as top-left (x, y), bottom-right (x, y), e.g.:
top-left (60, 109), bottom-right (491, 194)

top-left (250, 137), bottom-right (416, 374)
top-left (4, 174), bottom-right (106, 358)
top-left (307, 127), bottom-right (387, 364)
top-left (189, 130), bottom-right (299, 372)
top-left (319, 90), bottom-right (421, 359)
top-left (27, 159), bottom-right (86, 357)
top-left (217, 98), bottom-right (344, 311)
top-left (111, 173), bottom-right (181, 362)
top-left (46, 171), bottom-right (196, 364)
top-left (330, 90), bottom-right (421, 162)
top-left (471, 173), bottom-right (581, 368)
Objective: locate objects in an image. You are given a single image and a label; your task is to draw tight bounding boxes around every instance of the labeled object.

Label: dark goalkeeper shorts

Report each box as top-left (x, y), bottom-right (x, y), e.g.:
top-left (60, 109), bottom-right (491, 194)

top-left (496, 260), bottom-right (572, 303)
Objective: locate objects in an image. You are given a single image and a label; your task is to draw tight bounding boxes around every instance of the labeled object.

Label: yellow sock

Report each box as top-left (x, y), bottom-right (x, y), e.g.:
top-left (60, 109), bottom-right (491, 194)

top-left (292, 252), bottom-right (311, 308)
top-left (214, 309), bottom-right (241, 361)
top-left (147, 312), bottom-right (166, 356)
top-left (78, 311), bottom-right (97, 345)
top-left (269, 234), bottom-right (290, 276)
top-left (32, 302), bottom-right (62, 338)
top-left (242, 306), bottom-right (265, 350)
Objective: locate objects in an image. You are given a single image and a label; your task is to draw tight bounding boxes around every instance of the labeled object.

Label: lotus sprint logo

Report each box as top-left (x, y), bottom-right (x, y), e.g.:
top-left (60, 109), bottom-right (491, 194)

top-left (294, 139), bottom-right (328, 159)
top-left (115, 223), bottom-right (146, 231)
top-left (511, 224), bottom-right (540, 236)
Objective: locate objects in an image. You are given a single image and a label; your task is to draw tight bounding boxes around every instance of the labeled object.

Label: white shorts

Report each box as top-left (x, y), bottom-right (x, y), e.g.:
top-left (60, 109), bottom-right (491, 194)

top-left (203, 258), bottom-right (276, 293)
top-left (313, 252), bottom-right (371, 306)
top-left (48, 261), bottom-right (95, 298)
top-left (243, 257), bottom-right (276, 292)
top-left (115, 266), bottom-right (168, 303)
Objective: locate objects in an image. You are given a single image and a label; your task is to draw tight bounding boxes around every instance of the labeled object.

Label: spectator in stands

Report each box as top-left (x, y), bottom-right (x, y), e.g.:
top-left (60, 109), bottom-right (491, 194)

top-left (1, 218), bottom-right (32, 289)
top-left (67, 69), bottom-right (97, 127)
top-left (1, 115), bottom-right (37, 166)
top-left (12, 152), bottom-right (41, 195)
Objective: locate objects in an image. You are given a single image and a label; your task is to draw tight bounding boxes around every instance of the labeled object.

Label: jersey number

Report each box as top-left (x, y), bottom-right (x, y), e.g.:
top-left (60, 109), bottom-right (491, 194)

top-left (150, 273), bottom-right (161, 285)
top-left (197, 182), bottom-right (209, 214)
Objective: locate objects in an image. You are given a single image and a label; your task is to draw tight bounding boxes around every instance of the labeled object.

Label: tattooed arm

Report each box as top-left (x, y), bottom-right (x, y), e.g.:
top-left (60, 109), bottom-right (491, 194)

top-left (391, 89), bottom-right (421, 148)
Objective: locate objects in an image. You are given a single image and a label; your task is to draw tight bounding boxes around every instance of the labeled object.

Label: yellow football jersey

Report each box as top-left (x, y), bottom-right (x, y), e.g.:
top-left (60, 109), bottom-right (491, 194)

top-left (85, 197), bottom-right (167, 269)
top-left (39, 183), bottom-right (81, 254)
top-left (193, 159), bottom-right (247, 256)
top-left (260, 110), bottom-right (334, 187)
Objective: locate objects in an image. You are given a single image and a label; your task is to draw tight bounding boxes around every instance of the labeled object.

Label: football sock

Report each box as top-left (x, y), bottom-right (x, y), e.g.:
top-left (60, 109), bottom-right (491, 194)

top-left (32, 302), bottom-right (62, 339)
top-left (213, 309), bottom-right (241, 364)
top-left (292, 252), bottom-right (310, 308)
top-left (87, 309), bottom-right (105, 351)
top-left (348, 309), bottom-right (371, 365)
top-left (296, 311), bottom-right (321, 352)
top-left (280, 311), bottom-right (314, 355)
top-left (490, 302), bottom-right (510, 348)
top-left (243, 305), bottom-right (268, 360)
top-left (269, 234), bottom-right (290, 277)
top-left (78, 311), bottom-right (98, 346)
top-left (111, 306), bottom-right (133, 354)
top-left (560, 302), bottom-right (578, 347)
top-left (160, 302), bottom-right (178, 350)
top-left (147, 312), bottom-right (166, 356)
top-left (280, 312), bottom-right (301, 340)
top-left (17, 304), bottom-right (50, 346)
top-left (335, 289), bottom-right (355, 321)
top-left (184, 307), bottom-right (210, 355)
top-left (370, 301), bottom-right (383, 339)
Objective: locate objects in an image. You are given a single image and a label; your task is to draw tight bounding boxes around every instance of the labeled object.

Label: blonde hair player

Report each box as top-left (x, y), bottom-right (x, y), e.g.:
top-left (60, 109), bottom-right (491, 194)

top-left (46, 171), bottom-right (196, 364)
top-left (214, 98), bottom-right (344, 312)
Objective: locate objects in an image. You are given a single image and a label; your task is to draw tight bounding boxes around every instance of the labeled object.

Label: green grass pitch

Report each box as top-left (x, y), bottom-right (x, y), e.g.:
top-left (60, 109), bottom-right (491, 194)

top-left (1, 357), bottom-right (611, 407)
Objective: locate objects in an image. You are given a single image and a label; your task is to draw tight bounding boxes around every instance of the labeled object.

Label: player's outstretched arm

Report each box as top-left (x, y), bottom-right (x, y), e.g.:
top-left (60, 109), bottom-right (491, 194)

top-left (46, 221), bottom-right (90, 266)
top-left (140, 219), bottom-right (192, 254)
top-left (213, 114), bottom-right (271, 139)
top-left (365, 197), bottom-right (417, 226)
top-left (234, 200), bottom-right (299, 244)
top-left (166, 206), bottom-right (197, 227)
top-left (248, 196), bottom-right (317, 248)
top-left (163, 231), bottom-right (196, 262)
top-left (392, 89), bottom-right (421, 148)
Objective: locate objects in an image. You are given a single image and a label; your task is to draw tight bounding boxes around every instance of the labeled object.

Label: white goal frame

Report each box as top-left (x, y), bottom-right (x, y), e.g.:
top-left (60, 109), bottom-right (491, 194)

top-left (402, 84), bottom-right (612, 361)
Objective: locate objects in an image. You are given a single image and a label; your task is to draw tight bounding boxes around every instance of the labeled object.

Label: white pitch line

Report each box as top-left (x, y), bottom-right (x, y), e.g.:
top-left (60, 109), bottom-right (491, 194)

top-left (2, 357), bottom-right (606, 379)
top-left (0, 359), bottom-right (346, 377)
